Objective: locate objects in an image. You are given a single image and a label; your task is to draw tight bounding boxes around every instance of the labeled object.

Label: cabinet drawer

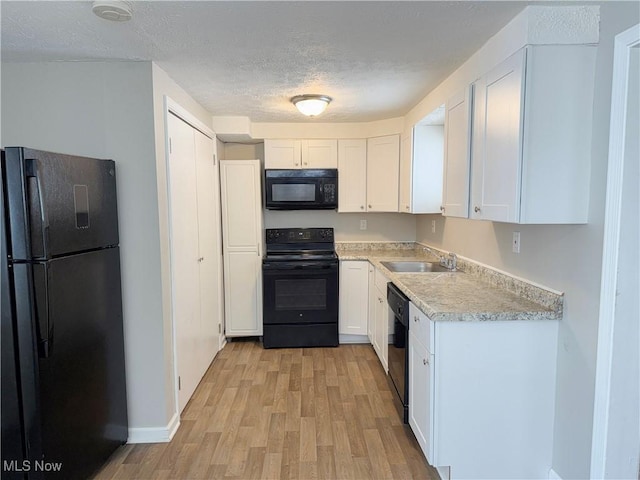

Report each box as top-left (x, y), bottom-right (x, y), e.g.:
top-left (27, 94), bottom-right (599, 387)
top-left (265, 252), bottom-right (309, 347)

top-left (409, 302), bottom-right (434, 354)
top-left (374, 266), bottom-right (390, 292)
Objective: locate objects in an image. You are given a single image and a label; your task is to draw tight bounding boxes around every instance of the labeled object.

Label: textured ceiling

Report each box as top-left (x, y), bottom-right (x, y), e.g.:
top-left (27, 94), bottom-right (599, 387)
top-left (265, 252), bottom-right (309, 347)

top-left (1, 1), bottom-right (532, 123)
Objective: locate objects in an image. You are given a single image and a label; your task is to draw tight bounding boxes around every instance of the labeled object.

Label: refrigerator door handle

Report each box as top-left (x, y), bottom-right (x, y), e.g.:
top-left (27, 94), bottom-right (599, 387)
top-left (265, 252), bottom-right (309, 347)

top-left (26, 159), bottom-right (50, 260)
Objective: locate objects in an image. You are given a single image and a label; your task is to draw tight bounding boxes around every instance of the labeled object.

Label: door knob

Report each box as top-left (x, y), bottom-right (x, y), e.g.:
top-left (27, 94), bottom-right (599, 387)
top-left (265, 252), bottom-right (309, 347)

top-left (474, 206), bottom-right (481, 213)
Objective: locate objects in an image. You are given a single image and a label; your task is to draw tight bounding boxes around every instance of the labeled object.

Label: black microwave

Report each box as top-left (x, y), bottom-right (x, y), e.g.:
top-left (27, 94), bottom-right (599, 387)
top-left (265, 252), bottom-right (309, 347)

top-left (265, 169), bottom-right (338, 210)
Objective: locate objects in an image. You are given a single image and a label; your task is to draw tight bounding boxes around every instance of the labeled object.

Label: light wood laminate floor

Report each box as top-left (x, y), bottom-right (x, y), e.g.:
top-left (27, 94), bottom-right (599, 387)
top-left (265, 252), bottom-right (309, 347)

top-left (94, 340), bottom-right (438, 479)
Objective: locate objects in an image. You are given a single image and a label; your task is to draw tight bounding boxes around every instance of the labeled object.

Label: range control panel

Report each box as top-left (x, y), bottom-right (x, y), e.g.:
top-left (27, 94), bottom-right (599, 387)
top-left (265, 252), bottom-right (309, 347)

top-left (266, 227), bottom-right (334, 244)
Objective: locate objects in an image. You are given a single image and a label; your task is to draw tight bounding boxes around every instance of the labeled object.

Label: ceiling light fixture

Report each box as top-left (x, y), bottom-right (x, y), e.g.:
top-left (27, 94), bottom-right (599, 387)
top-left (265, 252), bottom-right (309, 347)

top-left (291, 95), bottom-right (332, 117)
top-left (92, 1), bottom-right (133, 22)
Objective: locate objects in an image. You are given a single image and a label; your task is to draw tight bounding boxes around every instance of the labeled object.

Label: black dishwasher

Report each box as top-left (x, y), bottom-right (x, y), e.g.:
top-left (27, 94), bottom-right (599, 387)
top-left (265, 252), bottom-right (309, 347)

top-left (387, 282), bottom-right (410, 424)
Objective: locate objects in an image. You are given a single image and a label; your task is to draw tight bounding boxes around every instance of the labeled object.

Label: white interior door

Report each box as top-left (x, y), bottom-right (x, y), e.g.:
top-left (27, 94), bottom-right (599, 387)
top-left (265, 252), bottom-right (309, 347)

top-left (167, 113), bottom-right (200, 412)
top-left (591, 25), bottom-right (640, 479)
top-left (194, 129), bottom-right (221, 378)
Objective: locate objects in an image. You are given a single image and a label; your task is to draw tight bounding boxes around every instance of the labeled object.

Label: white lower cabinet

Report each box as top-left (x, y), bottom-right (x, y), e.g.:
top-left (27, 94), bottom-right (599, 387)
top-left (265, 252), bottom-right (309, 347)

top-left (408, 302), bottom-right (558, 479)
top-left (369, 267), bottom-right (390, 371)
top-left (338, 261), bottom-right (369, 338)
top-left (409, 328), bottom-right (433, 464)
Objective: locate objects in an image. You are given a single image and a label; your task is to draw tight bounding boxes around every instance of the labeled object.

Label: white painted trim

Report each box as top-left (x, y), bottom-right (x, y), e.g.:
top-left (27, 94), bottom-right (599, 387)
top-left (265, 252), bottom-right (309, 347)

top-left (548, 468), bottom-right (563, 480)
top-left (163, 96), bottom-right (182, 426)
top-left (127, 412), bottom-right (180, 444)
top-left (590, 23), bottom-right (640, 479)
top-left (339, 334), bottom-right (370, 344)
top-left (165, 96), bottom-right (215, 139)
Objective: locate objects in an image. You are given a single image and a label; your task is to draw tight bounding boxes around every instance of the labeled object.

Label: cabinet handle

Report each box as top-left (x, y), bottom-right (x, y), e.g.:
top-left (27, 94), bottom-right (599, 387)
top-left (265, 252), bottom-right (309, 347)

top-left (295, 162), bottom-right (299, 166)
top-left (423, 358), bottom-right (429, 366)
top-left (440, 205), bottom-right (445, 212)
top-left (405, 206), bottom-right (410, 211)
top-left (304, 162), bottom-right (308, 166)
top-left (368, 204), bottom-right (372, 209)
top-left (198, 257), bottom-right (204, 263)
top-left (361, 205), bottom-right (364, 210)
top-left (474, 206), bottom-right (481, 213)
top-left (414, 315), bottom-right (419, 322)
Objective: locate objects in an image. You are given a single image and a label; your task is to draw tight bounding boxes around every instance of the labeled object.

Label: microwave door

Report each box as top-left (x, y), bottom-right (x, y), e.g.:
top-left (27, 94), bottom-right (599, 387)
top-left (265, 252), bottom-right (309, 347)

top-left (267, 179), bottom-right (320, 209)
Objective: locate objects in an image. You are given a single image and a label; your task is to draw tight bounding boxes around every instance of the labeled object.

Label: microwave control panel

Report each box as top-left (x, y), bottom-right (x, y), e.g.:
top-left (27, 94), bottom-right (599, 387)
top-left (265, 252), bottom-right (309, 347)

top-left (323, 183), bottom-right (336, 203)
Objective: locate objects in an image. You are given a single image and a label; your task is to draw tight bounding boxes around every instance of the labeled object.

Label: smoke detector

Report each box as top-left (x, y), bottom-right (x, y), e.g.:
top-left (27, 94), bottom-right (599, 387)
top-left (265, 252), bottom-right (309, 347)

top-left (92, 1), bottom-right (133, 22)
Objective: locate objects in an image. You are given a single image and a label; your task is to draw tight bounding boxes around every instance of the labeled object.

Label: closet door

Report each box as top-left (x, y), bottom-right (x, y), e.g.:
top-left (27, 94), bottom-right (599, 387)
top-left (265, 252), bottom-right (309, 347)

top-left (167, 113), bottom-right (201, 412)
top-left (194, 130), bottom-right (221, 378)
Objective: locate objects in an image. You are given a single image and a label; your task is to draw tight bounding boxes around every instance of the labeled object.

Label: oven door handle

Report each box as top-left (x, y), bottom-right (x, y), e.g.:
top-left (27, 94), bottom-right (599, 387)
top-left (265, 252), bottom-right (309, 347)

top-left (263, 262), bottom-right (338, 270)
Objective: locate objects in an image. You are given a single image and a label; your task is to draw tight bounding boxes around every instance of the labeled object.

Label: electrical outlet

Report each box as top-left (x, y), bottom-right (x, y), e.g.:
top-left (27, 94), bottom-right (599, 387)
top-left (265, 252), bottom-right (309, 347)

top-left (431, 220), bottom-right (436, 233)
top-left (360, 219), bottom-right (367, 230)
top-left (512, 231), bottom-right (521, 254)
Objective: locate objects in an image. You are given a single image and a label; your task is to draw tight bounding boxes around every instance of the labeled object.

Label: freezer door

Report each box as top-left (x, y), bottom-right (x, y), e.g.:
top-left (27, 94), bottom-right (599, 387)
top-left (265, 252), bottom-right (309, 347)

top-left (2, 158), bottom-right (42, 479)
top-left (4, 147), bottom-right (119, 260)
top-left (33, 247), bottom-right (128, 479)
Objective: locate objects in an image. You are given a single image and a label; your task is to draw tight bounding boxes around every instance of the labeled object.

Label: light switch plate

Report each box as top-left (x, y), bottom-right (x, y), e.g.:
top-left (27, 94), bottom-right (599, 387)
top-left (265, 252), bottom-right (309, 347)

top-left (360, 219), bottom-right (367, 230)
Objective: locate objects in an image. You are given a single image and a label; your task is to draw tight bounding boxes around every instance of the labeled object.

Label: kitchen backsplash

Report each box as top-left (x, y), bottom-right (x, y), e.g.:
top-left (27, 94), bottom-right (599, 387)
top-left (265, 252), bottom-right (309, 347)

top-left (263, 210), bottom-right (416, 242)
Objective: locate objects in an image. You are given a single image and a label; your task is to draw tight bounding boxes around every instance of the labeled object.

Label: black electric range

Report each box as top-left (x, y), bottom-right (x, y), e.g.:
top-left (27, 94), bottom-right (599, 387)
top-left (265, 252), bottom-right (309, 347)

top-left (262, 228), bottom-right (339, 348)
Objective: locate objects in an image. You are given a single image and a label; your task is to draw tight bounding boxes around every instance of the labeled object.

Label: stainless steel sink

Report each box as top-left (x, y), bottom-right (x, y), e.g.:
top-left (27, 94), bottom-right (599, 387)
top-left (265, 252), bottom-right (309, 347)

top-left (380, 260), bottom-right (452, 273)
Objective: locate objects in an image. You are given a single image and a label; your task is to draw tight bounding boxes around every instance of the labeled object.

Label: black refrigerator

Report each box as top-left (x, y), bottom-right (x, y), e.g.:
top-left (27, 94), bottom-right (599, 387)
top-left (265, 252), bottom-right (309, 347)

top-left (1, 147), bottom-right (128, 479)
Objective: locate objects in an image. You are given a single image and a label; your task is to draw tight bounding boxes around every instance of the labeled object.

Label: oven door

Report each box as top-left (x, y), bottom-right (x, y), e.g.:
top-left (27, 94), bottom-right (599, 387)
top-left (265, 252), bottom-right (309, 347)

top-left (263, 261), bottom-right (338, 324)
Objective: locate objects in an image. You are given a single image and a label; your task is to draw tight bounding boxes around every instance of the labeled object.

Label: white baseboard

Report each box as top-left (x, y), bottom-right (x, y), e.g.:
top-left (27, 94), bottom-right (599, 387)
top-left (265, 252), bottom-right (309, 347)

top-left (339, 334), bottom-right (370, 344)
top-left (548, 468), bottom-right (563, 480)
top-left (127, 412), bottom-right (180, 444)
top-left (435, 465), bottom-right (450, 480)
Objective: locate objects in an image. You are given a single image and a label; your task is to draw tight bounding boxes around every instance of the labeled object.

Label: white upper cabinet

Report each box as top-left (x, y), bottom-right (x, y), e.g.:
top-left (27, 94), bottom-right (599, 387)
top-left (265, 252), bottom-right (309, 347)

top-left (301, 139), bottom-right (338, 168)
top-left (470, 45), bottom-right (596, 224)
top-left (264, 139), bottom-right (337, 169)
top-left (366, 134), bottom-right (400, 212)
top-left (400, 123), bottom-right (444, 214)
top-left (264, 139), bottom-right (301, 168)
top-left (338, 139), bottom-right (367, 212)
top-left (442, 87), bottom-right (472, 218)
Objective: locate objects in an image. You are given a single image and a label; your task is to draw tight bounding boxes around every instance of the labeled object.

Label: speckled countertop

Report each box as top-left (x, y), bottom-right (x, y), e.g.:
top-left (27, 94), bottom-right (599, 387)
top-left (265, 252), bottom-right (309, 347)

top-left (337, 242), bottom-right (563, 322)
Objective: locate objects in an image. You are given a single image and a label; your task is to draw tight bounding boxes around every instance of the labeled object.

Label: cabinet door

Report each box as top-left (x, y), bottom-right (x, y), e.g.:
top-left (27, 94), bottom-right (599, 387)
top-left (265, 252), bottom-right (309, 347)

top-left (339, 261), bottom-right (369, 336)
top-left (302, 139), bottom-right (337, 168)
top-left (223, 251), bottom-right (262, 336)
top-left (367, 135), bottom-right (400, 212)
top-left (471, 49), bottom-right (525, 223)
top-left (399, 130), bottom-right (413, 213)
top-left (442, 87), bottom-right (472, 218)
top-left (220, 161), bottom-right (263, 252)
top-left (338, 139), bottom-right (367, 212)
top-left (374, 284), bottom-right (389, 372)
top-left (368, 263), bottom-right (376, 344)
top-left (409, 331), bottom-right (433, 464)
top-left (264, 139), bottom-right (301, 169)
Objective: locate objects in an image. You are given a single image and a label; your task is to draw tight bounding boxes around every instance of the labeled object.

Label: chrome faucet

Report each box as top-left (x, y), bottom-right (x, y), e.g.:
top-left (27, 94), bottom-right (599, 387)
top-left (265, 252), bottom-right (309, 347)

top-left (439, 252), bottom-right (457, 271)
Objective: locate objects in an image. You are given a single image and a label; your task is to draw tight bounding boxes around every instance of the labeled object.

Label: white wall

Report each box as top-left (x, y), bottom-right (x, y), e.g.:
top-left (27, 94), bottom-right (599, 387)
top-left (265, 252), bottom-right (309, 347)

top-left (1, 60), bottom-right (217, 438)
top-left (265, 211), bottom-right (416, 242)
top-left (1, 62), bottom-right (169, 431)
top-left (150, 63), bottom-right (214, 426)
top-left (222, 142), bottom-right (264, 161)
top-left (414, 4), bottom-right (640, 478)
